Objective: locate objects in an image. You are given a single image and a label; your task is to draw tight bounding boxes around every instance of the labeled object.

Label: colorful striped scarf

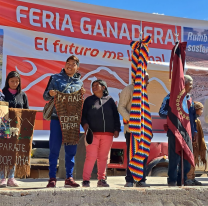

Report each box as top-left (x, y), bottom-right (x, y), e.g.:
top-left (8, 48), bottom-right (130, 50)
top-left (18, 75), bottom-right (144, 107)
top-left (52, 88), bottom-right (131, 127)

top-left (128, 35), bottom-right (153, 182)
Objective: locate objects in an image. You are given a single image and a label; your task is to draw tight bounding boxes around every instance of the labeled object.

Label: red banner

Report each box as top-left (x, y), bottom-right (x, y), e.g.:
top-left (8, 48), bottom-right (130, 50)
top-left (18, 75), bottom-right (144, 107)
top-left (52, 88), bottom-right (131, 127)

top-left (0, 0), bottom-right (181, 49)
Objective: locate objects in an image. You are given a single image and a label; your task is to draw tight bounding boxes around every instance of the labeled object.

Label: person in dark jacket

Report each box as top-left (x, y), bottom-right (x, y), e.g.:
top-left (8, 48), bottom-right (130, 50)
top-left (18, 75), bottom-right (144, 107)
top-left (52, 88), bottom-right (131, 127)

top-left (43, 55), bottom-right (83, 188)
top-left (159, 75), bottom-right (197, 186)
top-left (0, 71), bottom-right (29, 188)
top-left (81, 80), bottom-right (121, 187)
top-left (2, 71), bottom-right (29, 109)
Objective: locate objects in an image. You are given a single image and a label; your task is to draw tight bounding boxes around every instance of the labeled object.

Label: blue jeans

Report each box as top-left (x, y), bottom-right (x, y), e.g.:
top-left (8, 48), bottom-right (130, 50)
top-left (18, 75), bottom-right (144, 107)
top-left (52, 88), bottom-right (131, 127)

top-left (49, 119), bottom-right (77, 179)
top-left (0, 166), bottom-right (15, 179)
top-left (125, 132), bottom-right (147, 183)
top-left (167, 130), bottom-right (191, 185)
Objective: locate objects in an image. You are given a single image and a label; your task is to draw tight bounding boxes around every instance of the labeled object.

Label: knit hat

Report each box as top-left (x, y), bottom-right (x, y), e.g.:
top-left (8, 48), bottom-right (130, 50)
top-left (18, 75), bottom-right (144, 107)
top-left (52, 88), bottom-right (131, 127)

top-left (194, 101), bottom-right (204, 110)
top-left (92, 79), bottom-right (109, 96)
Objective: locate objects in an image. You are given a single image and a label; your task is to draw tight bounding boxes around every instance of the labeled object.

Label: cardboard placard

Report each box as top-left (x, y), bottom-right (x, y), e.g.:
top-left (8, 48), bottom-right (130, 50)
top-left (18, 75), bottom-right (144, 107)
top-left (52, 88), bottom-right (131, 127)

top-left (55, 90), bottom-right (83, 145)
top-left (9, 108), bottom-right (37, 178)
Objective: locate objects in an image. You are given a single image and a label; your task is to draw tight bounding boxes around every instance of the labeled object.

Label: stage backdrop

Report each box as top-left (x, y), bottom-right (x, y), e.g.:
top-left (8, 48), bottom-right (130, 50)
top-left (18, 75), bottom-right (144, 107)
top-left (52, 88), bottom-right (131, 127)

top-left (0, 0), bottom-right (207, 142)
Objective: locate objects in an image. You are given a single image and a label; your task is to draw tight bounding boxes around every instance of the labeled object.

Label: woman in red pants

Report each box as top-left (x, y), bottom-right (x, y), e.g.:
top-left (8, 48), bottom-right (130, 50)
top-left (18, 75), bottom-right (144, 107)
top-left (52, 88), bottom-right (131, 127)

top-left (81, 80), bottom-right (121, 187)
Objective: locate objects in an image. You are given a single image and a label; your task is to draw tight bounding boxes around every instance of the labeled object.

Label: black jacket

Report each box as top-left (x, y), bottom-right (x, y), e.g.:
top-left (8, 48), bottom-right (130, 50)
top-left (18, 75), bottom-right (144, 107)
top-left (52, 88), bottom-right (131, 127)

top-left (3, 89), bottom-right (29, 109)
top-left (81, 95), bottom-right (121, 133)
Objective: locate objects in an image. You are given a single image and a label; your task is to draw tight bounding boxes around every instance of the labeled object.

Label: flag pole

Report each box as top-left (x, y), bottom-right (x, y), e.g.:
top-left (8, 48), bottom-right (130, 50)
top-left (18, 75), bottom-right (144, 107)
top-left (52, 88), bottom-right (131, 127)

top-left (174, 25), bottom-right (179, 43)
top-left (174, 25), bottom-right (184, 186)
top-left (181, 148), bottom-right (184, 186)
top-left (140, 21), bottom-right (143, 41)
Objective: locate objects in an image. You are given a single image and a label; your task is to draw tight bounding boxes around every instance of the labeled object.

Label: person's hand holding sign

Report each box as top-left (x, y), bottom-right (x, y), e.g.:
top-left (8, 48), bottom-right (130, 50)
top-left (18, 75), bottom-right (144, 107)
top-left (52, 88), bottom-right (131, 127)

top-left (114, 131), bottom-right (119, 138)
top-left (49, 90), bottom-right (57, 97)
top-left (81, 87), bottom-right (86, 95)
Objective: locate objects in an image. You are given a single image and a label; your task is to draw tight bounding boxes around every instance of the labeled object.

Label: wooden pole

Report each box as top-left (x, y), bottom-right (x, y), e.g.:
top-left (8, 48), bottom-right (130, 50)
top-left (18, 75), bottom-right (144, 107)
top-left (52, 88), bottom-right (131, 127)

top-left (181, 148), bottom-right (184, 186)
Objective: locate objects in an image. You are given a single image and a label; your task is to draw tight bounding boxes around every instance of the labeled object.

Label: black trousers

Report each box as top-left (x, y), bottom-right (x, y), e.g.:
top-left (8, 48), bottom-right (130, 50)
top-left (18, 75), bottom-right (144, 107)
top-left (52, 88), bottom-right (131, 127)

top-left (167, 130), bottom-right (191, 184)
top-left (125, 131), bottom-right (147, 183)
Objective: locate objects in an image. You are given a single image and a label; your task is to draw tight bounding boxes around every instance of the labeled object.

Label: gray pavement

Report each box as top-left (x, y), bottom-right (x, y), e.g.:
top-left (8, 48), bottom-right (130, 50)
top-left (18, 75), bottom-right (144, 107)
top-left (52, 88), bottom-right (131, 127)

top-left (2, 177), bottom-right (208, 206)
top-left (1, 176), bottom-right (208, 190)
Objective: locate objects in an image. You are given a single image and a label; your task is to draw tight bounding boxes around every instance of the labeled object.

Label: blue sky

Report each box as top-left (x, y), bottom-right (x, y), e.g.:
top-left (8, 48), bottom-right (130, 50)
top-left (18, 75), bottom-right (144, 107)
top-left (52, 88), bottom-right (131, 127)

top-left (71, 0), bottom-right (208, 21)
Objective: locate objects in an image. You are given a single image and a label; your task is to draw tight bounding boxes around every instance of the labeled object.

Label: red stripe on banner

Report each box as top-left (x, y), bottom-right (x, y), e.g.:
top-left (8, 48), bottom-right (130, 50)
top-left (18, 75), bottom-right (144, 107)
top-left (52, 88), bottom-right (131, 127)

top-left (0, 0), bottom-right (181, 49)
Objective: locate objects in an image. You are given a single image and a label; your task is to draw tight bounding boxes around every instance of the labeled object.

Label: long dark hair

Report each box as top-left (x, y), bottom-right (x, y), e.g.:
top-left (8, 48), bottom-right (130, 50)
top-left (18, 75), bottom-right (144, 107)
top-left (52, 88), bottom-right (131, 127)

top-left (3, 71), bottom-right (22, 94)
top-left (92, 79), bottom-right (109, 96)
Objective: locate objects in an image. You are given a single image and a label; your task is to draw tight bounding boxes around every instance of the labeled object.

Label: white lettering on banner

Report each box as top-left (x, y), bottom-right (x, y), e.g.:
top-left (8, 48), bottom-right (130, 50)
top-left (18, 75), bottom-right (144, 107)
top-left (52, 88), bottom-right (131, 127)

top-left (17, 6), bottom-right (74, 32)
top-left (29, 8), bottom-right (41, 27)
top-left (16, 6), bottom-right (28, 23)
top-left (144, 27), bottom-right (174, 45)
top-left (188, 32), bottom-right (208, 42)
top-left (187, 45), bottom-right (208, 54)
top-left (132, 25), bottom-right (141, 41)
top-left (154, 28), bottom-right (163, 44)
top-left (80, 17), bottom-right (91, 34)
top-left (144, 26), bottom-right (153, 37)
top-left (106, 21), bottom-right (118, 38)
top-left (93, 19), bottom-right (105, 37)
top-left (43, 10), bottom-right (54, 29)
top-left (119, 23), bottom-right (130, 40)
top-left (61, 14), bottom-right (74, 32)
top-left (165, 29), bottom-right (175, 45)
top-left (15, 6), bottom-right (176, 46)
top-left (56, 13), bottom-right (60, 30)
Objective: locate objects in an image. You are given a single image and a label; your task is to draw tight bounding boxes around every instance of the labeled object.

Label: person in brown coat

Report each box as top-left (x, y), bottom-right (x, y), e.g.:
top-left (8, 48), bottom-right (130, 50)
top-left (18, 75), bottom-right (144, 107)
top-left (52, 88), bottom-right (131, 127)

top-left (187, 101), bottom-right (207, 185)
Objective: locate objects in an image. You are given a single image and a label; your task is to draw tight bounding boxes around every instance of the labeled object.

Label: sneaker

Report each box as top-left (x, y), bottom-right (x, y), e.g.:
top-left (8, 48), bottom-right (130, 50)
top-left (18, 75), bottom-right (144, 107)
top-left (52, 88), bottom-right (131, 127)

top-left (82, 180), bottom-right (90, 187)
top-left (97, 179), bottom-right (109, 187)
top-left (135, 181), bottom-right (149, 187)
top-left (192, 179), bottom-right (202, 186)
top-left (0, 178), bottom-right (7, 188)
top-left (64, 177), bottom-right (80, 188)
top-left (46, 178), bottom-right (57, 188)
top-left (184, 179), bottom-right (195, 186)
top-left (168, 182), bottom-right (176, 186)
top-left (124, 182), bottom-right (133, 187)
top-left (7, 178), bottom-right (19, 187)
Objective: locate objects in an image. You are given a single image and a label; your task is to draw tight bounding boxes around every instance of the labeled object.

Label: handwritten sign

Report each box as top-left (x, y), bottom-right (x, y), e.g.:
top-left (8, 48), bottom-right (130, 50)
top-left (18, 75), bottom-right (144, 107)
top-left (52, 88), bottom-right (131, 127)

top-left (0, 142), bottom-right (28, 166)
top-left (10, 108), bottom-right (37, 178)
top-left (0, 107), bottom-right (37, 178)
top-left (55, 89), bottom-right (83, 145)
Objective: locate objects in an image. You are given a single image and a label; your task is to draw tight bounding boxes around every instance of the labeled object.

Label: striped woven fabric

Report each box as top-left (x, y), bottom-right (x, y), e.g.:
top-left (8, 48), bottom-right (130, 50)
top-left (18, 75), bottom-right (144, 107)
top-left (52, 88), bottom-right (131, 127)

top-left (123, 118), bottom-right (129, 124)
top-left (128, 35), bottom-right (153, 182)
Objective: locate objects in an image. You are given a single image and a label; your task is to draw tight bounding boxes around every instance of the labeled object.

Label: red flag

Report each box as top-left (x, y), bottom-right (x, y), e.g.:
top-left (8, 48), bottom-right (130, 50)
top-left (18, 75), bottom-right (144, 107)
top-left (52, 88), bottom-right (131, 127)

top-left (167, 42), bottom-right (194, 167)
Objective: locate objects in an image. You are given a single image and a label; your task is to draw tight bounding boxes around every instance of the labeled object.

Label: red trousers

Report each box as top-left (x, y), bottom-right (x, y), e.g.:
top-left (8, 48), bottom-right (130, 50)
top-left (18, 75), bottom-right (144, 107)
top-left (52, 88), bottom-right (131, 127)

top-left (83, 134), bottom-right (113, 181)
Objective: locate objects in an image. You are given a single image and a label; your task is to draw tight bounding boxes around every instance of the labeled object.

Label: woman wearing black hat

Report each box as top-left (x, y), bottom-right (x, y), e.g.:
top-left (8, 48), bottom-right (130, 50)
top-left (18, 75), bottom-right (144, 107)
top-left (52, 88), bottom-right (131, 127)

top-left (81, 80), bottom-right (121, 187)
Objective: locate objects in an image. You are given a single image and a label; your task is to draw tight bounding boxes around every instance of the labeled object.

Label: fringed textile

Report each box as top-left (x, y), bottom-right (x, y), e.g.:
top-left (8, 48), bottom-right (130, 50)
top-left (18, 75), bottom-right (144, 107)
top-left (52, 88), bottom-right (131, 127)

top-left (128, 36), bottom-right (153, 182)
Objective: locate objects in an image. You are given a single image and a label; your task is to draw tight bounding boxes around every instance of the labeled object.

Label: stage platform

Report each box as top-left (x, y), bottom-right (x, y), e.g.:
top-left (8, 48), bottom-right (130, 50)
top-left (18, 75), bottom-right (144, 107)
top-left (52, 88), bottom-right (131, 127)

top-left (1, 177), bottom-right (208, 206)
